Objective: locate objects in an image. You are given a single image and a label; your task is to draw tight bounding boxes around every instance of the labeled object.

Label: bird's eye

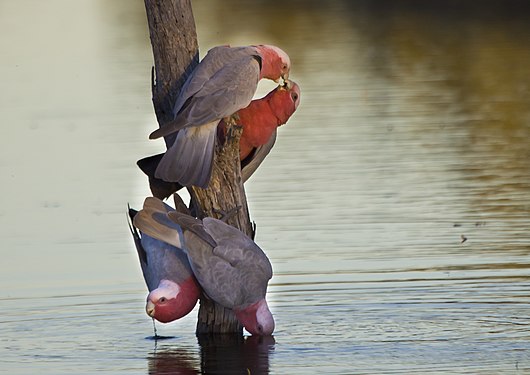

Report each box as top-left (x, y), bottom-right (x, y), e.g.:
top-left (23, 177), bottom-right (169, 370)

top-left (291, 93), bottom-right (299, 101)
top-left (158, 297), bottom-right (166, 303)
top-left (282, 64), bottom-right (288, 70)
top-left (257, 324), bottom-right (263, 333)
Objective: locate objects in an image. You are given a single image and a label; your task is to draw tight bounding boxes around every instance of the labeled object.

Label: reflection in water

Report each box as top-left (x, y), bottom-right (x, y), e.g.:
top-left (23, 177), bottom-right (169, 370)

top-left (147, 347), bottom-right (199, 375)
top-left (2, 0), bottom-right (530, 374)
top-left (147, 335), bottom-right (275, 375)
top-left (345, 0), bottom-right (530, 222)
top-left (198, 334), bottom-right (275, 375)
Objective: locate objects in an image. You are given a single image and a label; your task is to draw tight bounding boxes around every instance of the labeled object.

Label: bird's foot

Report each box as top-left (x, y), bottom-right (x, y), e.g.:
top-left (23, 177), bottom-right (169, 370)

top-left (213, 206), bottom-right (241, 222)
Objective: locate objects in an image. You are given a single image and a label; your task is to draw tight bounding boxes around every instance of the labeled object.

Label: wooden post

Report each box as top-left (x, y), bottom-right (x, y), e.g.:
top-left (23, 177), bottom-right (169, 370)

top-left (144, 0), bottom-right (199, 148)
top-left (144, 0), bottom-right (252, 335)
top-left (190, 119), bottom-right (254, 237)
top-left (191, 118), bottom-right (254, 335)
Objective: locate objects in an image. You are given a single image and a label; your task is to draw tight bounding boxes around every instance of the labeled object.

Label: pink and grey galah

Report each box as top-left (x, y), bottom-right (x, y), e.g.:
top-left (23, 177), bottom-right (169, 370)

top-left (137, 80), bottom-right (301, 199)
top-left (128, 196), bottom-right (200, 323)
top-left (226, 79), bottom-right (300, 182)
top-left (134, 196), bottom-right (275, 336)
top-left (149, 44), bottom-right (291, 188)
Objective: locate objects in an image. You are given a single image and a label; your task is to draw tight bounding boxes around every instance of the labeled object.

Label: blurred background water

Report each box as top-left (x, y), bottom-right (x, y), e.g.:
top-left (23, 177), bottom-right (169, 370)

top-left (1, 0), bottom-right (530, 374)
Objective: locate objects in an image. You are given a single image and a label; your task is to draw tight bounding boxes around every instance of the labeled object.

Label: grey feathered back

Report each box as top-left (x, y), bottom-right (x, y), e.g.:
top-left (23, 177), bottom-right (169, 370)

top-left (150, 47), bottom-right (261, 140)
top-left (147, 46), bottom-right (263, 188)
top-left (171, 46), bottom-right (260, 117)
top-left (167, 211), bottom-right (273, 309)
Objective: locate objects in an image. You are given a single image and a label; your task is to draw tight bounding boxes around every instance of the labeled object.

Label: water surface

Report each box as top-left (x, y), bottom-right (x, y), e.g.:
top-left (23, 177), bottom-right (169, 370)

top-left (1, 1), bottom-right (530, 374)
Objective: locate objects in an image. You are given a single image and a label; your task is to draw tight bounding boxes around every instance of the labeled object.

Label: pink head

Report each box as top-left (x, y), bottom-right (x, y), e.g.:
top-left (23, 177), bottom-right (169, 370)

top-left (145, 278), bottom-right (200, 323)
top-left (254, 45), bottom-right (291, 82)
top-left (267, 80), bottom-right (301, 125)
top-left (234, 298), bottom-right (275, 336)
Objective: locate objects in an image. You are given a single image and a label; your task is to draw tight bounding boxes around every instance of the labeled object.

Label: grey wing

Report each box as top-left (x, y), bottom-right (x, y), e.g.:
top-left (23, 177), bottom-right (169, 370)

top-left (133, 198), bottom-right (184, 249)
top-left (139, 234), bottom-right (191, 291)
top-left (128, 204), bottom-right (191, 291)
top-left (173, 193), bottom-right (190, 215)
top-left (203, 218), bottom-right (273, 280)
top-left (186, 56), bottom-right (260, 124)
top-left (150, 55), bottom-right (260, 140)
top-left (172, 45), bottom-right (242, 115)
top-left (199, 243), bottom-right (270, 307)
top-left (183, 233), bottom-right (244, 308)
top-left (154, 121), bottom-right (217, 188)
top-left (206, 259), bottom-right (247, 307)
top-left (149, 46), bottom-right (223, 141)
top-left (235, 261), bottom-right (270, 304)
top-left (241, 129), bottom-right (277, 182)
top-left (140, 196), bottom-right (174, 215)
top-left (167, 210), bottom-right (217, 248)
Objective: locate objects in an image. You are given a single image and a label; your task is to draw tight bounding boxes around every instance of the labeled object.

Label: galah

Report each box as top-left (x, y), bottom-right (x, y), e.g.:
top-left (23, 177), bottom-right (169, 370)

top-left (134, 196), bottom-right (275, 336)
top-left (226, 79), bottom-right (300, 181)
top-left (149, 44), bottom-right (291, 188)
top-left (128, 196), bottom-right (200, 323)
top-left (137, 80), bottom-right (301, 200)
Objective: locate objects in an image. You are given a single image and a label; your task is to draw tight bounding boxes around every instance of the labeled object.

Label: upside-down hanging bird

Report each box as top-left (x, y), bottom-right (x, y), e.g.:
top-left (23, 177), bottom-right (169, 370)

top-left (134, 196), bottom-right (275, 336)
top-left (148, 44), bottom-right (291, 188)
top-left (137, 80), bottom-right (301, 199)
top-left (128, 196), bottom-right (200, 323)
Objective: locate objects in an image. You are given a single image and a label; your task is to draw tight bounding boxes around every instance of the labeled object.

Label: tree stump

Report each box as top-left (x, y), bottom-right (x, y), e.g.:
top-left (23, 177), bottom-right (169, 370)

top-left (191, 118), bottom-right (254, 335)
top-left (144, 0), bottom-right (253, 335)
top-left (144, 0), bottom-right (199, 148)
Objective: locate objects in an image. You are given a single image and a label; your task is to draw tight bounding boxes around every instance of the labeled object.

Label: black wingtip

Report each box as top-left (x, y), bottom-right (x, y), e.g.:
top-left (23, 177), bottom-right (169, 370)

top-left (127, 204), bottom-right (138, 222)
top-left (137, 154), bottom-right (164, 177)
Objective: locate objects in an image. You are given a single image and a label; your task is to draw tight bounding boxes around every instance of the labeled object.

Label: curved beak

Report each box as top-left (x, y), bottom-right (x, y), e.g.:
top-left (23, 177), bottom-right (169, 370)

top-left (146, 300), bottom-right (156, 318)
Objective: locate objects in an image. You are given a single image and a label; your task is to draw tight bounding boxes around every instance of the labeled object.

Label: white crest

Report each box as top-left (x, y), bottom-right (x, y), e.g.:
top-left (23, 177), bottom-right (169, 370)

top-left (148, 279), bottom-right (181, 301)
top-left (262, 45), bottom-right (291, 67)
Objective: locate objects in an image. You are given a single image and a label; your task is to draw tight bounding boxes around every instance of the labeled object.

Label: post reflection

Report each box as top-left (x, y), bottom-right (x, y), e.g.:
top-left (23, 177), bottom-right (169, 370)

top-left (198, 334), bottom-right (276, 375)
top-left (147, 335), bottom-right (275, 374)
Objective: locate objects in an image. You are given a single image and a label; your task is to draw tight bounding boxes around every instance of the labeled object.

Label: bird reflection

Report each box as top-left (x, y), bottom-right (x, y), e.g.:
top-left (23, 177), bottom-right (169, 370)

top-left (198, 334), bottom-right (276, 375)
top-left (147, 335), bottom-right (275, 375)
top-left (147, 347), bottom-right (199, 375)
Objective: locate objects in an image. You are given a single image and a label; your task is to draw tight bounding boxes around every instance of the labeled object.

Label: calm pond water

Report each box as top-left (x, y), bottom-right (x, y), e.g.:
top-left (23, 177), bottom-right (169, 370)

top-left (1, 0), bottom-right (530, 374)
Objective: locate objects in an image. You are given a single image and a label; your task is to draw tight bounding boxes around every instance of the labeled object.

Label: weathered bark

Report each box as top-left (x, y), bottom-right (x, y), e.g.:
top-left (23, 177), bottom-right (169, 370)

top-left (191, 118), bottom-right (254, 335)
top-left (144, 0), bottom-right (252, 335)
top-left (145, 0), bottom-right (199, 147)
top-left (190, 119), bottom-right (254, 237)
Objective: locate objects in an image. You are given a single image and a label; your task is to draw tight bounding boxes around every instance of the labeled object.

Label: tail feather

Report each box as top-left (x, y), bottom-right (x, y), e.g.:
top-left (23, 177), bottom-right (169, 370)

top-left (137, 154), bottom-right (163, 177)
top-left (149, 116), bottom-right (187, 140)
top-left (155, 122), bottom-right (217, 188)
top-left (137, 154), bottom-right (183, 199)
top-left (173, 193), bottom-right (191, 215)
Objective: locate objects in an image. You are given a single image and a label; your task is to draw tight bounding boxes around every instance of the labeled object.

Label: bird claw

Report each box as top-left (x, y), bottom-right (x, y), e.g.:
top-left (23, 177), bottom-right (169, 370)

top-left (213, 206), bottom-right (241, 222)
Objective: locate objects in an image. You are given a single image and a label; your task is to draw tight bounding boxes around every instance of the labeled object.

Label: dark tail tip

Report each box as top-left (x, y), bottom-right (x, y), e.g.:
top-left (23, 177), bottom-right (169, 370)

top-left (137, 153), bottom-right (183, 200)
top-left (137, 154), bottom-right (164, 177)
